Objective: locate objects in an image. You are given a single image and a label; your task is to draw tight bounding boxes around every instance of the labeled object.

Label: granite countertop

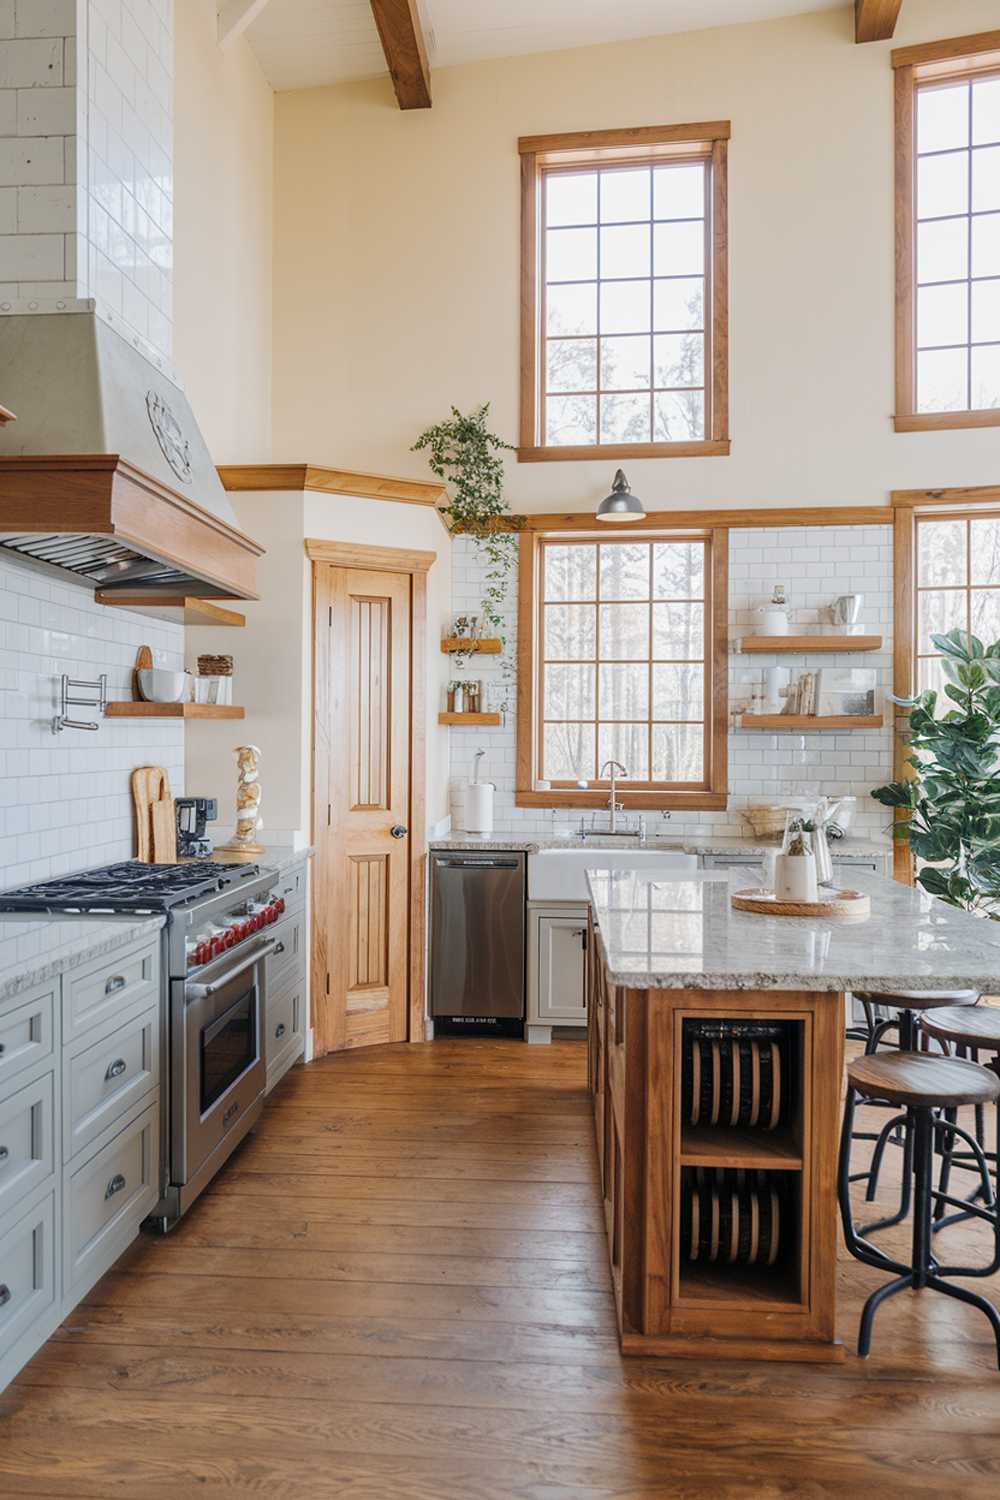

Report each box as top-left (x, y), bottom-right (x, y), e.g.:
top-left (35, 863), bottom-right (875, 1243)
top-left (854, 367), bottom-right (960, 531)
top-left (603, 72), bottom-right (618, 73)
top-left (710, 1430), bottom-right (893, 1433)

top-left (585, 866), bottom-right (1000, 993)
top-left (0, 914), bottom-right (166, 1007)
top-left (210, 843), bottom-right (315, 876)
top-left (429, 832), bottom-right (889, 859)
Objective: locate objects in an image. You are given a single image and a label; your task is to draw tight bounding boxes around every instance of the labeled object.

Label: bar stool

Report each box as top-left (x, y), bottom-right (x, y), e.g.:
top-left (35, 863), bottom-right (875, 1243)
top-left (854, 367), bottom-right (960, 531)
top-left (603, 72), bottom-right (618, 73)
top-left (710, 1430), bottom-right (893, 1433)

top-left (847, 990), bottom-right (980, 1225)
top-left (838, 1050), bottom-right (1000, 1365)
top-left (920, 1006), bottom-right (1000, 1230)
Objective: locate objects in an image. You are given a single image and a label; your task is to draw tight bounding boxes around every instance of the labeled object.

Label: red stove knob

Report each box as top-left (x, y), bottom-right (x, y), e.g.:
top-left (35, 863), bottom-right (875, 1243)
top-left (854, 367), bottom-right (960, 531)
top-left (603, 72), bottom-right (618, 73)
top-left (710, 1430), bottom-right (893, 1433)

top-left (275, 897), bottom-right (286, 915)
top-left (250, 913), bottom-right (263, 932)
top-left (225, 927), bottom-right (238, 947)
top-left (210, 935), bottom-right (225, 958)
top-left (193, 943), bottom-right (207, 966)
top-left (237, 921), bottom-right (251, 941)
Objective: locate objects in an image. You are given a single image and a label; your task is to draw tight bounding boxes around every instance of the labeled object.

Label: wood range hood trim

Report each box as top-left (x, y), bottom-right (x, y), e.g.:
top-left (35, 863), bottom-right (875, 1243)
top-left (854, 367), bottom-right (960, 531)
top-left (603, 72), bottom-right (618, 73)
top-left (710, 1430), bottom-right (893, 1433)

top-left (0, 454), bottom-right (264, 600)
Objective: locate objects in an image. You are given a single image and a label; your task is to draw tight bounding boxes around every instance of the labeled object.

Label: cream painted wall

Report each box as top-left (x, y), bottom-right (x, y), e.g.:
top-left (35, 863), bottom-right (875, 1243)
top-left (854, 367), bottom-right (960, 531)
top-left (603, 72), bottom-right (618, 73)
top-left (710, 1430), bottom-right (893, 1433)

top-left (173, 0), bottom-right (274, 463)
top-left (272, 0), bottom-right (1000, 515)
top-left (184, 492), bottom-right (452, 845)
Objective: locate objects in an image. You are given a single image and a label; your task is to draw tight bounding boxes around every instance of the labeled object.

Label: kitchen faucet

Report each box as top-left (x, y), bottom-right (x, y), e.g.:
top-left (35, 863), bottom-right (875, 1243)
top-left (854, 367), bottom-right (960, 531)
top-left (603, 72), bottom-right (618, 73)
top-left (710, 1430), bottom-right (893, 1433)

top-left (600, 760), bottom-right (627, 833)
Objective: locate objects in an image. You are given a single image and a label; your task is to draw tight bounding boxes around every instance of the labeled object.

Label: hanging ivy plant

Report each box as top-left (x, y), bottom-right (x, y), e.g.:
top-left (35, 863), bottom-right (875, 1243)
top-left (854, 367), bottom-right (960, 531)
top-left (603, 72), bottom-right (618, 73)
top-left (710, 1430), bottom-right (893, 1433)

top-left (413, 405), bottom-right (523, 689)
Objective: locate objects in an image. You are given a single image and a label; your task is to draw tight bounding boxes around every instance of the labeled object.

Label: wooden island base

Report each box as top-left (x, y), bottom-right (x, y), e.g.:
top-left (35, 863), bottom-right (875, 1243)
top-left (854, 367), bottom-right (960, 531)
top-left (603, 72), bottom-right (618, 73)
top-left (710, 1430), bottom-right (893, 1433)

top-left (586, 910), bottom-right (846, 1363)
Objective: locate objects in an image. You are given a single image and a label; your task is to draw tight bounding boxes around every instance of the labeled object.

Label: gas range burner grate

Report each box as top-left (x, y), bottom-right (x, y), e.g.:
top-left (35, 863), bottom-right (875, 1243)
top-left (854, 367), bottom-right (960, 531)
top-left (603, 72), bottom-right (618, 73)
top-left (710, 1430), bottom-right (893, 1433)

top-left (0, 860), bottom-right (261, 914)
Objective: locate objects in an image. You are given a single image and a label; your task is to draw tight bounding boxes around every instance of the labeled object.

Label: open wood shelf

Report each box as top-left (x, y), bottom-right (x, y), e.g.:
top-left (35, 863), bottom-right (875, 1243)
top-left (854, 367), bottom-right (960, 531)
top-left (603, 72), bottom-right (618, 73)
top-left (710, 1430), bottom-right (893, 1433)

top-left (677, 1259), bottom-right (804, 1310)
top-left (739, 714), bottom-right (883, 730)
top-left (680, 1124), bottom-right (803, 1171)
top-left (440, 637), bottom-right (502, 654)
top-left (106, 702), bottom-right (245, 719)
top-left (740, 634), bottom-right (882, 653)
top-left (95, 593), bottom-right (246, 627)
top-left (438, 711), bottom-right (502, 726)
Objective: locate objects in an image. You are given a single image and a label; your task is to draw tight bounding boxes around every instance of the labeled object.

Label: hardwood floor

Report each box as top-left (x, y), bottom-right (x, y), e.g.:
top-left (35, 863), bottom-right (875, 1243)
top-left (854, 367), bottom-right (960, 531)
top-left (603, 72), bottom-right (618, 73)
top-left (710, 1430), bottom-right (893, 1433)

top-left (3, 1037), bottom-right (1000, 1497)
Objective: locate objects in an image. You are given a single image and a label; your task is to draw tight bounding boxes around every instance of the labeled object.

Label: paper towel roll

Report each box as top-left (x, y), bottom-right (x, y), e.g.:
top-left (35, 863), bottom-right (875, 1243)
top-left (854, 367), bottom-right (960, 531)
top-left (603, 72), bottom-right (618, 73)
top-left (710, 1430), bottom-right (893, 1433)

top-left (464, 782), bottom-right (495, 833)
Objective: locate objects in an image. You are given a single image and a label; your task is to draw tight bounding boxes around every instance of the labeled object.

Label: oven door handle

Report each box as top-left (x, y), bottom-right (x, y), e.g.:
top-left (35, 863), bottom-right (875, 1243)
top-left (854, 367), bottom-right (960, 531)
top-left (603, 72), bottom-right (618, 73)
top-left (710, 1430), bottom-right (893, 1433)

top-left (186, 939), bottom-right (279, 1000)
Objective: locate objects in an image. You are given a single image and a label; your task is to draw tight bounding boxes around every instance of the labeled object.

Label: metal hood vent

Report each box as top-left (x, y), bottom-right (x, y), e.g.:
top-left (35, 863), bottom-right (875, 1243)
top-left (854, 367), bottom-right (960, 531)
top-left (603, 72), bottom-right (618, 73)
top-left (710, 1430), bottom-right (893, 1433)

top-left (0, 312), bottom-right (261, 599)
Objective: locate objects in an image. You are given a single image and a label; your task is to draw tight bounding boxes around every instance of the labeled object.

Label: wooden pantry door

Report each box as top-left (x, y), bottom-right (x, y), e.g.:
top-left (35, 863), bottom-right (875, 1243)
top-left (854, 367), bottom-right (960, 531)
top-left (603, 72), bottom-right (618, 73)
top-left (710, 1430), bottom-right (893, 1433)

top-left (311, 545), bottom-right (432, 1055)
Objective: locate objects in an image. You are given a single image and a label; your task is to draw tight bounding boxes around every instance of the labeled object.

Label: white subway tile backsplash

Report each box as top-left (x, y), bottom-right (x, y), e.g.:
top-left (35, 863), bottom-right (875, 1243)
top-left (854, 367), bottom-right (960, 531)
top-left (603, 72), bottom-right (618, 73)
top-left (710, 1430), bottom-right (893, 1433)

top-left (15, 181), bottom-right (73, 231)
top-left (16, 80), bottom-right (73, 132)
top-left (0, 228), bottom-right (62, 277)
top-left (447, 524), bottom-right (894, 844)
top-left (15, 0), bottom-right (77, 36)
top-left (0, 134), bottom-right (63, 185)
top-left (0, 35), bottom-right (62, 86)
top-left (0, 557), bottom-right (184, 886)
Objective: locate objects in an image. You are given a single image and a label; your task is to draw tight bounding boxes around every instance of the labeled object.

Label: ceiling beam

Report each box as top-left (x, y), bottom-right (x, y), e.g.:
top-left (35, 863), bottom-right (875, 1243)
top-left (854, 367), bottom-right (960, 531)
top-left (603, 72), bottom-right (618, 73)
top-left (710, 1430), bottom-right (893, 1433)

top-left (218, 0), bottom-right (272, 50)
top-left (369, 0), bottom-right (432, 110)
top-left (855, 0), bottom-right (903, 43)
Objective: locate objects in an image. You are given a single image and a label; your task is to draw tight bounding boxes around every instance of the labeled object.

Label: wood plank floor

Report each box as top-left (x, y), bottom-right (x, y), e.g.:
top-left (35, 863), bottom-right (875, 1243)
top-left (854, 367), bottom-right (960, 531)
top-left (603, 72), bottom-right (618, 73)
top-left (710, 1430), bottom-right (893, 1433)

top-left (4, 1037), bottom-right (1000, 1497)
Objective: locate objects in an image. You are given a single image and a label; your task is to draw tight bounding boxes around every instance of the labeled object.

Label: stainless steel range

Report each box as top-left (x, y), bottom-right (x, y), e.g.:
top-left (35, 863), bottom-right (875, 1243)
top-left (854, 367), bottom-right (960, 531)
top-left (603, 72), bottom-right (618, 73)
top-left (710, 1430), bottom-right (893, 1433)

top-left (0, 859), bottom-right (286, 1229)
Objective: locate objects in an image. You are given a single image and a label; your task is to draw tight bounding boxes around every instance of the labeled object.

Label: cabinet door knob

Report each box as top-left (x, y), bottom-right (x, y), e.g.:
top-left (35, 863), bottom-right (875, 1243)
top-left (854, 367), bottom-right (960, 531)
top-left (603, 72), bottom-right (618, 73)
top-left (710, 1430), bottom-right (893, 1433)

top-left (0, 1145), bottom-right (9, 1163)
top-left (275, 1022), bottom-right (286, 1039)
top-left (390, 825), bottom-right (408, 839)
top-left (273, 941), bottom-right (285, 956)
top-left (105, 1173), bottom-right (127, 1200)
top-left (105, 975), bottom-right (127, 996)
top-left (0, 1285), bottom-right (10, 1307)
top-left (105, 1058), bottom-right (127, 1081)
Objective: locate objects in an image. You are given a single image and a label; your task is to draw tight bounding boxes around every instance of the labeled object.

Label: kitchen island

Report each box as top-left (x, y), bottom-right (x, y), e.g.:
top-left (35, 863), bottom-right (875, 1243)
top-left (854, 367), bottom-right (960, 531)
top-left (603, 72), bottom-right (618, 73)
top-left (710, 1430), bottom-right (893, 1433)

top-left (585, 866), bottom-right (1000, 1364)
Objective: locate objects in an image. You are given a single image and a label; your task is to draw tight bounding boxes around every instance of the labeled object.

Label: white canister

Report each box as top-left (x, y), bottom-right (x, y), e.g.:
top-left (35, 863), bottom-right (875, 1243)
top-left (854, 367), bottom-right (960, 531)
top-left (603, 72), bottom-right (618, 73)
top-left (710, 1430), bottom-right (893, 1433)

top-left (463, 781), bottom-right (495, 833)
top-left (755, 604), bottom-right (790, 636)
top-left (774, 850), bottom-right (818, 903)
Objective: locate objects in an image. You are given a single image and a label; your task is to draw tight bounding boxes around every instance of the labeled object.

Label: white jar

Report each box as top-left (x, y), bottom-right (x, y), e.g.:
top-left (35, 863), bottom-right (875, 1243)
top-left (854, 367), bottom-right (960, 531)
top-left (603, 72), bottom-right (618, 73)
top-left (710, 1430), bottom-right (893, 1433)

top-left (755, 604), bottom-right (790, 636)
top-left (774, 850), bottom-right (818, 903)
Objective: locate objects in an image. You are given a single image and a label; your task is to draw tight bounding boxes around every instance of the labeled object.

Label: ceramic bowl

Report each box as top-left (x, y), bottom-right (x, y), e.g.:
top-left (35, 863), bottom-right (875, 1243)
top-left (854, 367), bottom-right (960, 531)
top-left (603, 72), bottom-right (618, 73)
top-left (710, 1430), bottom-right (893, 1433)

top-left (138, 668), bottom-right (189, 703)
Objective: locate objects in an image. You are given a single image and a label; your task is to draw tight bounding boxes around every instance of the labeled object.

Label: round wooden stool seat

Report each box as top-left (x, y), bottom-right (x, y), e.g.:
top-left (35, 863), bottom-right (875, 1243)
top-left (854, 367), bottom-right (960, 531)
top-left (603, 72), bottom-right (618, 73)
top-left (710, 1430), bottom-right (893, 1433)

top-left (921, 1006), bottom-right (1000, 1053)
top-left (853, 989), bottom-right (979, 1009)
top-left (848, 1051), bottom-right (1000, 1109)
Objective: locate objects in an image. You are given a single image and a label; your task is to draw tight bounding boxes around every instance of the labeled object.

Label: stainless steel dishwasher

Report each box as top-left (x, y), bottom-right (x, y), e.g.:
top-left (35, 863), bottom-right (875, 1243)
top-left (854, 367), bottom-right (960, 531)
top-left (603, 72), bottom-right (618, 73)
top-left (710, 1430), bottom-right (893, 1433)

top-left (430, 850), bottom-right (525, 1036)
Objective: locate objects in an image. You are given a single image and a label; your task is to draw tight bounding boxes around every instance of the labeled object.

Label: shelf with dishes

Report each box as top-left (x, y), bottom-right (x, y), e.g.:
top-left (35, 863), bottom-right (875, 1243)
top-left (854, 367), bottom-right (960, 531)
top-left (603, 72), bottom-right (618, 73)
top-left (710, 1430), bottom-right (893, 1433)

top-left (739, 713), bottom-right (883, 730)
top-left (440, 637), bottom-right (502, 654)
top-left (438, 711), bottom-right (502, 726)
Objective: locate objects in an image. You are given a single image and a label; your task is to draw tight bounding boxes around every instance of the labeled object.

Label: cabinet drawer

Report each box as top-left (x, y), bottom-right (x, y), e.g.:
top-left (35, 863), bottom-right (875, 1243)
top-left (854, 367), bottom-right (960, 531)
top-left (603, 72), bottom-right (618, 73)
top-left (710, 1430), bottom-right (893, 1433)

top-left (0, 984), bottom-right (55, 1092)
top-left (64, 1005), bottom-right (159, 1163)
top-left (269, 912), bottom-right (305, 993)
top-left (266, 981), bottom-right (303, 1060)
top-left (0, 1072), bottom-right (55, 1221)
top-left (64, 1101), bottom-right (159, 1298)
top-left (274, 862), bottom-right (307, 914)
top-left (63, 940), bottom-right (159, 1044)
top-left (0, 1190), bottom-right (56, 1363)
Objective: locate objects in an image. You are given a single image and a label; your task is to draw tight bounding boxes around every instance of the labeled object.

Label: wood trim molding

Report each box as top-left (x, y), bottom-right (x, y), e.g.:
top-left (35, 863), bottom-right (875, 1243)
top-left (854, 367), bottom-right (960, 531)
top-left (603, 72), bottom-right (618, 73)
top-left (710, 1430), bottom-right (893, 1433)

top-left (710, 140), bottom-right (730, 445)
top-left (891, 483), bottom-right (1000, 508)
top-left (855, 0), bottom-right (902, 44)
top-left (305, 539), bottom-right (436, 573)
top-left (892, 506), bottom-right (916, 886)
top-left (894, 63), bottom-right (916, 428)
top-left (891, 29), bottom-right (1000, 73)
top-left (513, 505), bottom-right (891, 533)
top-left (369, 0), bottom-right (431, 110)
top-left (219, 463), bottom-right (447, 507)
top-left (710, 525), bottom-right (729, 802)
top-left (518, 441), bottom-right (731, 463)
top-left (408, 569), bottom-right (427, 1043)
top-left (518, 122), bottom-right (731, 158)
top-left (519, 151), bottom-right (540, 454)
top-left (894, 410), bottom-right (1000, 433)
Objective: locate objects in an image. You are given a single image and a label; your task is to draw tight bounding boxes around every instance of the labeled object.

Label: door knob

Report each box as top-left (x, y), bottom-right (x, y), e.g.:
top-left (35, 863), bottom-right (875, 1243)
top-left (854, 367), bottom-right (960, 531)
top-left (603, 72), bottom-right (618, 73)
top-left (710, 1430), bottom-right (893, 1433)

top-left (390, 825), bottom-right (408, 839)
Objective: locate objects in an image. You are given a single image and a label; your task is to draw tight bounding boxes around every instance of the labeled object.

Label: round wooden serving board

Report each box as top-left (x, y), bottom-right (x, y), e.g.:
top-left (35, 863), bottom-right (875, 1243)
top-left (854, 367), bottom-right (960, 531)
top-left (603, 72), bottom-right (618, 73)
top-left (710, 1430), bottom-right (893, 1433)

top-left (731, 887), bottom-right (871, 920)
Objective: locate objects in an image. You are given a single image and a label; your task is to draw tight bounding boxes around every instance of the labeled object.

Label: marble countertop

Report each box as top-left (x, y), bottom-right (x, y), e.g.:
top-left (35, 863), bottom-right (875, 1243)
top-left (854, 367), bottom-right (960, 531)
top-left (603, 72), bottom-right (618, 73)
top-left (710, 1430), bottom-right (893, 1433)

top-left (0, 914), bottom-right (166, 1007)
top-left (429, 832), bottom-right (889, 859)
top-left (586, 866), bottom-right (1000, 993)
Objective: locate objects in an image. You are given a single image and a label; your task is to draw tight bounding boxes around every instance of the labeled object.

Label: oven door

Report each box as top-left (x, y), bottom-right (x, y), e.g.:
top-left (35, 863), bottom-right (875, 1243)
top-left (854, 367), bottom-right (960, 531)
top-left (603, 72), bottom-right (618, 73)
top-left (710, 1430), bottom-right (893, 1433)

top-left (173, 939), bottom-right (274, 1185)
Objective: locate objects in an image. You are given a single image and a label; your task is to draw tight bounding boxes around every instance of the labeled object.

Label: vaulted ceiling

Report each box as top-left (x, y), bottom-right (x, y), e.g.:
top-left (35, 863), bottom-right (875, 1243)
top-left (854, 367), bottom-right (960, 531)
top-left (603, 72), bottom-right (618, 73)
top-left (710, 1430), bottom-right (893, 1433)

top-left (236, 0), bottom-right (854, 94)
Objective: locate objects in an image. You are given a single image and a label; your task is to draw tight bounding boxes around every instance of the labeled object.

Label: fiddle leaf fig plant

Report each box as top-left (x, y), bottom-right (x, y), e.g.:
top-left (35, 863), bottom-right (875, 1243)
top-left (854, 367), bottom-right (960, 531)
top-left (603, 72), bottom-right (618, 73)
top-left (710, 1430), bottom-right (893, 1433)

top-left (413, 404), bottom-right (523, 701)
top-left (871, 627), bottom-right (1000, 916)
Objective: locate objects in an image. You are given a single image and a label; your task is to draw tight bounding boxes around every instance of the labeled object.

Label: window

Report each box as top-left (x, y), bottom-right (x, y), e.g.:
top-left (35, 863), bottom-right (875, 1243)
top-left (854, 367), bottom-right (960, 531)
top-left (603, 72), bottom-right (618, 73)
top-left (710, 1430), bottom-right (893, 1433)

top-left (518, 123), bottom-right (730, 460)
top-left (516, 530), bottom-right (728, 809)
top-left (915, 511), bottom-right (1000, 692)
top-left (895, 33), bottom-right (1000, 430)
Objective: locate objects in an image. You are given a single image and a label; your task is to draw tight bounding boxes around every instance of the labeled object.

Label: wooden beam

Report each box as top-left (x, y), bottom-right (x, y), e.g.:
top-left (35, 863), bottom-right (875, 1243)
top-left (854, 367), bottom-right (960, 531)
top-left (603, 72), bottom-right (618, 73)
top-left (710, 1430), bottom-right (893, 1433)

top-left (855, 0), bottom-right (903, 43)
top-left (369, 0), bottom-right (431, 110)
top-left (217, 0), bottom-right (272, 48)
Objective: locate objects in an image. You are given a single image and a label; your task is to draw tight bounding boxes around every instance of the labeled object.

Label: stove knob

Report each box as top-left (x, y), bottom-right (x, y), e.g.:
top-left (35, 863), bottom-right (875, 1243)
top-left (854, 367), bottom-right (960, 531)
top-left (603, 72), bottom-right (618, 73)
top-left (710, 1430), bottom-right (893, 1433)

top-left (275, 897), bottom-right (286, 916)
top-left (192, 943), bottom-right (206, 966)
top-left (210, 936), bottom-right (225, 958)
top-left (236, 921), bottom-right (250, 941)
top-left (224, 927), bottom-right (237, 948)
top-left (250, 913), bottom-right (263, 932)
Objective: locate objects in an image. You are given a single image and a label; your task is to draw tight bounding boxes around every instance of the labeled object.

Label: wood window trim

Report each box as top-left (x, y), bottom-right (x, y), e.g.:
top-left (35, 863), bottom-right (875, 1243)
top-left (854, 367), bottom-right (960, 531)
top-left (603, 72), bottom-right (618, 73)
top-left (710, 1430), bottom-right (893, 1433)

top-left (515, 528), bottom-right (729, 810)
top-left (518, 123), bottom-right (730, 463)
top-left (893, 36), bottom-right (1000, 434)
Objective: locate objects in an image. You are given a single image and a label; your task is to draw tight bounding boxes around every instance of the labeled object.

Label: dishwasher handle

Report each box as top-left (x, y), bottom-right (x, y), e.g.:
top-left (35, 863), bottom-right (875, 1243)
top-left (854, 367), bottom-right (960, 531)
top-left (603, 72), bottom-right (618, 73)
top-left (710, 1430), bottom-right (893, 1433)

top-left (436, 858), bottom-right (520, 869)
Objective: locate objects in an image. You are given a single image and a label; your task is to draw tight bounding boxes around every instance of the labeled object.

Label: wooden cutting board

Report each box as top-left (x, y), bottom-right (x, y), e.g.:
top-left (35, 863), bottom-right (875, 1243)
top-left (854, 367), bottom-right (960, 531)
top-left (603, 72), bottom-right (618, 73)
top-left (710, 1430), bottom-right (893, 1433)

top-left (131, 766), bottom-right (176, 862)
top-left (133, 645), bottom-right (153, 701)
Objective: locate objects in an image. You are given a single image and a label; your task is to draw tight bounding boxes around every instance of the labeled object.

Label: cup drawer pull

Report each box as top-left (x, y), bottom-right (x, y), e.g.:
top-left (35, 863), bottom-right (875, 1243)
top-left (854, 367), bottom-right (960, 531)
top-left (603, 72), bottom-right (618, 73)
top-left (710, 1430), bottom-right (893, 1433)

top-left (105, 1058), bottom-right (128, 1081)
top-left (275, 1022), bottom-right (286, 1039)
top-left (0, 1284), bottom-right (10, 1308)
top-left (273, 942), bottom-right (285, 956)
top-left (105, 1173), bottom-right (127, 1200)
top-left (104, 975), bottom-right (127, 996)
top-left (0, 1145), bottom-right (8, 1163)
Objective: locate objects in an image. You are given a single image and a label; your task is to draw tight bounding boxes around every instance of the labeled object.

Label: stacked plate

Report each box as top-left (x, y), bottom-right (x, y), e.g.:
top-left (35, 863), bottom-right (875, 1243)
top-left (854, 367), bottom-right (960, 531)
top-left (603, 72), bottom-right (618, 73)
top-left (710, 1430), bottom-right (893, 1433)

top-left (681, 1167), bottom-right (783, 1267)
top-left (682, 1021), bottom-right (787, 1132)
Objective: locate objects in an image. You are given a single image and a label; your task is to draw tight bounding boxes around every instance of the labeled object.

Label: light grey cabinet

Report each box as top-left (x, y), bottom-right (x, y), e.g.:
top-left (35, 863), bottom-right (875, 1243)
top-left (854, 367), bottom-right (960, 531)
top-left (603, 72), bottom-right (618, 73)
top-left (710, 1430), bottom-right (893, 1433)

top-left (264, 859), bottom-right (309, 1094)
top-left (526, 903), bottom-right (589, 1045)
top-left (0, 932), bottom-right (163, 1394)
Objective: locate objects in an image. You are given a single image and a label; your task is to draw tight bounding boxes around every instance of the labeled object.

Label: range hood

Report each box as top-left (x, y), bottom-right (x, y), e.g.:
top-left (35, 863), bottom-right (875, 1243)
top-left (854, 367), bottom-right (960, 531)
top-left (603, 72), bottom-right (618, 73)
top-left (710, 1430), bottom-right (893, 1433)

top-left (0, 312), bottom-right (261, 600)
